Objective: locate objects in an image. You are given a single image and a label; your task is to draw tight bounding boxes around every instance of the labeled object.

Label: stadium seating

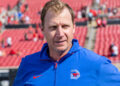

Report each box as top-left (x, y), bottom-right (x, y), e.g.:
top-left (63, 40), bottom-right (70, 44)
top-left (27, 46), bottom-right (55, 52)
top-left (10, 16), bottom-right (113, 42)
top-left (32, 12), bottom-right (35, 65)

top-left (0, 0), bottom-right (93, 24)
top-left (1, 0), bottom-right (120, 24)
top-left (100, 0), bottom-right (120, 8)
top-left (74, 26), bottom-right (87, 46)
top-left (25, 0), bottom-right (120, 23)
top-left (0, 0), bottom-right (18, 8)
top-left (0, 27), bottom-right (87, 68)
top-left (0, 28), bottom-right (44, 68)
top-left (24, 0), bottom-right (93, 23)
top-left (94, 25), bottom-right (120, 62)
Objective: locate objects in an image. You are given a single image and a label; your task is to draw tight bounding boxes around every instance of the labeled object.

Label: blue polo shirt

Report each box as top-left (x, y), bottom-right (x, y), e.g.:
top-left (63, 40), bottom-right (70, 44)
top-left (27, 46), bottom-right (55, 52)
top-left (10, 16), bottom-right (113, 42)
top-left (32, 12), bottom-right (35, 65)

top-left (13, 39), bottom-right (120, 86)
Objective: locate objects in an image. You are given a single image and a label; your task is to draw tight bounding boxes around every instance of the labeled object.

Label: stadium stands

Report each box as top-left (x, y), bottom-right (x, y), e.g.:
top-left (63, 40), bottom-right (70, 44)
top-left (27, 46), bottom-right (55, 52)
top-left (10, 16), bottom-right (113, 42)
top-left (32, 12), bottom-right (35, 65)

top-left (0, 0), bottom-right (120, 24)
top-left (0, 0), bottom-right (120, 68)
top-left (94, 25), bottom-right (120, 62)
top-left (24, 0), bottom-right (93, 23)
top-left (100, 0), bottom-right (120, 8)
top-left (0, 26), bottom-right (87, 68)
top-left (0, 28), bottom-right (44, 68)
top-left (74, 26), bottom-right (87, 46)
top-left (0, 0), bottom-right (120, 86)
top-left (0, 0), bottom-right (93, 24)
top-left (0, 0), bottom-right (18, 8)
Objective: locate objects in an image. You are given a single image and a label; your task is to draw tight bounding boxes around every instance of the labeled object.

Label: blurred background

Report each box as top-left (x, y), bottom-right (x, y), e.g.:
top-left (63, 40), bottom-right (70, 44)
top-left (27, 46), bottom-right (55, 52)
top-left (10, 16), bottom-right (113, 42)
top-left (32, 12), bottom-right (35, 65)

top-left (0, 0), bottom-right (120, 86)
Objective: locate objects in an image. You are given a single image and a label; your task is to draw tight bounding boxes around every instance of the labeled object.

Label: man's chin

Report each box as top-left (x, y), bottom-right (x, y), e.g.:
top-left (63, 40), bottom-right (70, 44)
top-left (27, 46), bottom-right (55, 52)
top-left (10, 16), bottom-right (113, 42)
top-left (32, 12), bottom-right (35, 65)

top-left (54, 46), bottom-right (68, 53)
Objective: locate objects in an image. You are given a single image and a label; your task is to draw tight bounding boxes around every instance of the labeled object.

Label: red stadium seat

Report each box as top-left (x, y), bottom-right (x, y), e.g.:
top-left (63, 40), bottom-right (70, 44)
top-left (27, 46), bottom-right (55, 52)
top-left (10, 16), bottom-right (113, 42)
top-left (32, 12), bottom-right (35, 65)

top-left (94, 25), bottom-right (120, 63)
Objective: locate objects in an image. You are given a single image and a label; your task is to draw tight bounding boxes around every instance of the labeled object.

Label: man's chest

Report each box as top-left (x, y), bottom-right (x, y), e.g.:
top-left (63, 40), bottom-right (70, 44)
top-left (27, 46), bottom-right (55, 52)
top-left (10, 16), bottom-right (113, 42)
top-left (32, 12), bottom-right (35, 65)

top-left (24, 61), bottom-right (98, 86)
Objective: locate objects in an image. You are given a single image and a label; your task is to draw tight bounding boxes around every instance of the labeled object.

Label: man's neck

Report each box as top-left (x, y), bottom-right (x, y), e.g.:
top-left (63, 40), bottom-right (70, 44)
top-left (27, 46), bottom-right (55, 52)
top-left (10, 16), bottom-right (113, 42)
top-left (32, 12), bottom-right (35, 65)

top-left (49, 50), bottom-right (66, 61)
top-left (49, 47), bottom-right (71, 61)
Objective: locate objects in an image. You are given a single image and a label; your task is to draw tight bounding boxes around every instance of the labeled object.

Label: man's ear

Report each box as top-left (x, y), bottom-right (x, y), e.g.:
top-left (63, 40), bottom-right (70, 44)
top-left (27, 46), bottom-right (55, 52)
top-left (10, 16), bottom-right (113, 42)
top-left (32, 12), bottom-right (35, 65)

top-left (73, 24), bottom-right (76, 34)
top-left (40, 26), bottom-right (44, 36)
top-left (41, 26), bottom-right (44, 31)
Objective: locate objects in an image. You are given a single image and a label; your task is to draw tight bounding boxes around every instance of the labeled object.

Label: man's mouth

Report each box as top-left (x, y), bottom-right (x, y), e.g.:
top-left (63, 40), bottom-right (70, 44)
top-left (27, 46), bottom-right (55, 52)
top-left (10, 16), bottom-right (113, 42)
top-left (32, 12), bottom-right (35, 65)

top-left (55, 40), bottom-right (65, 43)
top-left (54, 40), bottom-right (66, 45)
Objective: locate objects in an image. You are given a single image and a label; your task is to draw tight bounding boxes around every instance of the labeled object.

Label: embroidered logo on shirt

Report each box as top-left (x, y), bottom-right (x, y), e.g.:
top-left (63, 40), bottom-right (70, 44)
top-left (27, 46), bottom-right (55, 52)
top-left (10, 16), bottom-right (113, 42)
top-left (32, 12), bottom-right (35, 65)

top-left (71, 69), bottom-right (80, 79)
top-left (33, 75), bottom-right (42, 79)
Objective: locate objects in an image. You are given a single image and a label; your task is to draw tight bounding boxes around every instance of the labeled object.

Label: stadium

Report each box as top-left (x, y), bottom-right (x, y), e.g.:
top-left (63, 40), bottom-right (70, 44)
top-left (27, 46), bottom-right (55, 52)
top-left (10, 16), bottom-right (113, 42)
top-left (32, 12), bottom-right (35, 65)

top-left (0, 0), bottom-right (120, 86)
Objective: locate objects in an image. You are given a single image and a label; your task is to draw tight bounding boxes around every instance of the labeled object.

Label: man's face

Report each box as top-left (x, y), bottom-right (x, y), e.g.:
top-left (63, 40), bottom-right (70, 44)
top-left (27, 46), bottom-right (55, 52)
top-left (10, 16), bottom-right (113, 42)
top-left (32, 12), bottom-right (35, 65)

top-left (42, 7), bottom-right (75, 53)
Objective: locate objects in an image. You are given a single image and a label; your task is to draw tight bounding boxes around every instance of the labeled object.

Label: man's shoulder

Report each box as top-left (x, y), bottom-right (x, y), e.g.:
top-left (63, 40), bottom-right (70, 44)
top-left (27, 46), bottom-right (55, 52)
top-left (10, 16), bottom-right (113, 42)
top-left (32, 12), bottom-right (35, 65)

top-left (78, 47), bottom-right (100, 59)
top-left (78, 47), bottom-right (111, 65)
top-left (18, 51), bottom-right (43, 72)
top-left (19, 43), bottom-right (48, 68)
top-left (23, 51), bottom-right (41, 63)
top-left (74, 47), bottom-right (112, 72)
top-left (25, 51), bottom-right (41, 58)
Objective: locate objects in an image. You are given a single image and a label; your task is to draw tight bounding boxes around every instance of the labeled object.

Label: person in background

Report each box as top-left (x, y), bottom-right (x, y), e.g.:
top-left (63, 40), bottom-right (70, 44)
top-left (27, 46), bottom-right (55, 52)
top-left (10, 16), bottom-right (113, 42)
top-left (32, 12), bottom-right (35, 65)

top-left (9, 49), bottom-right (21, 56)
top-left (110, 43), bottom-right (119, 57)
top-left (96, 17), bottom-right (102, 27)
top-left (33, 32), bottom-right (38, 42)
top-left (24, 32), bottom-right (28, 41)
top-left (7, 37), bottom-right (12, 47)
top-left (28, 25), bottom-right (34, 34)
top-left (0, 50), bottom-right (6, 57)
top-left (1, 38), bottom-right (5, 48)
top-left (102, 17), bottom-right (107, 27)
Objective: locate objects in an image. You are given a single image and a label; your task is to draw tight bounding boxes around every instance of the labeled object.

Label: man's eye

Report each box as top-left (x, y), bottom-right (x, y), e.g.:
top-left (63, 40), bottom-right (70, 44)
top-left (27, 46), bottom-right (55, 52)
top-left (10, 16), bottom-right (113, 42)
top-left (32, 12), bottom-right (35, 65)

top-left (49, 26), bottom-right (57, 30)
top-left (52, 26), bottom-right (57, 29)
top-left (62, 25), bottom-right (69, 28)
top-left (51, 26), bottom-right (57, 30)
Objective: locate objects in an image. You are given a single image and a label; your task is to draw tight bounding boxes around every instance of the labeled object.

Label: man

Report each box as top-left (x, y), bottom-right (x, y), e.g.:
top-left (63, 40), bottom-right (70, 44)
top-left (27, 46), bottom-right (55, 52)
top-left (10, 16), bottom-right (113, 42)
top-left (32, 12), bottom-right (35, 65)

top-left (13, 0), bottom-right (120, 86)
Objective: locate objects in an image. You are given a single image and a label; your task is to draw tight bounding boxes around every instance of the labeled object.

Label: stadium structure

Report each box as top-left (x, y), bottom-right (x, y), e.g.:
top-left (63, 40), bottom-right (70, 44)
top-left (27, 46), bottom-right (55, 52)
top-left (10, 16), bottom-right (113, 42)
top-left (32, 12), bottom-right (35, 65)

top-left (0, 0), bottom-right (120, 86)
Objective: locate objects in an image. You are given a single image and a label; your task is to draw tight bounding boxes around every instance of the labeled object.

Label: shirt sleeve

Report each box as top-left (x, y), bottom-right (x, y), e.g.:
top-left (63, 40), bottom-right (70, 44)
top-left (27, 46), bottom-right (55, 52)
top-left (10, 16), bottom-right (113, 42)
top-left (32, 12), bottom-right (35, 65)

top-left (13, 58), bottom-right (26, 86)
top-left (97, 60), bottom-right (120, 86)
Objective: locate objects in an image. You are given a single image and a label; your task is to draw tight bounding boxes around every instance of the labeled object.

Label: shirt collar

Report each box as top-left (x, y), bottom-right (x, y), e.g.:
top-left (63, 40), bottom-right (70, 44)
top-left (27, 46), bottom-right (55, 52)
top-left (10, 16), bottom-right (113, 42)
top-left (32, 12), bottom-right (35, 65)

top-left (40, 39), bottom-right (81, 61)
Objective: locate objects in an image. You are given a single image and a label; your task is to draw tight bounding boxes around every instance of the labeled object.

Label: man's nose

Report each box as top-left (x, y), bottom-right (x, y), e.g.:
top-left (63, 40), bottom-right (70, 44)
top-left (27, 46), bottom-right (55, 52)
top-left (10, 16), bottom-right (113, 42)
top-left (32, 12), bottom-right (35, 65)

top-left (56, 26), bottom-right (64, 37)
